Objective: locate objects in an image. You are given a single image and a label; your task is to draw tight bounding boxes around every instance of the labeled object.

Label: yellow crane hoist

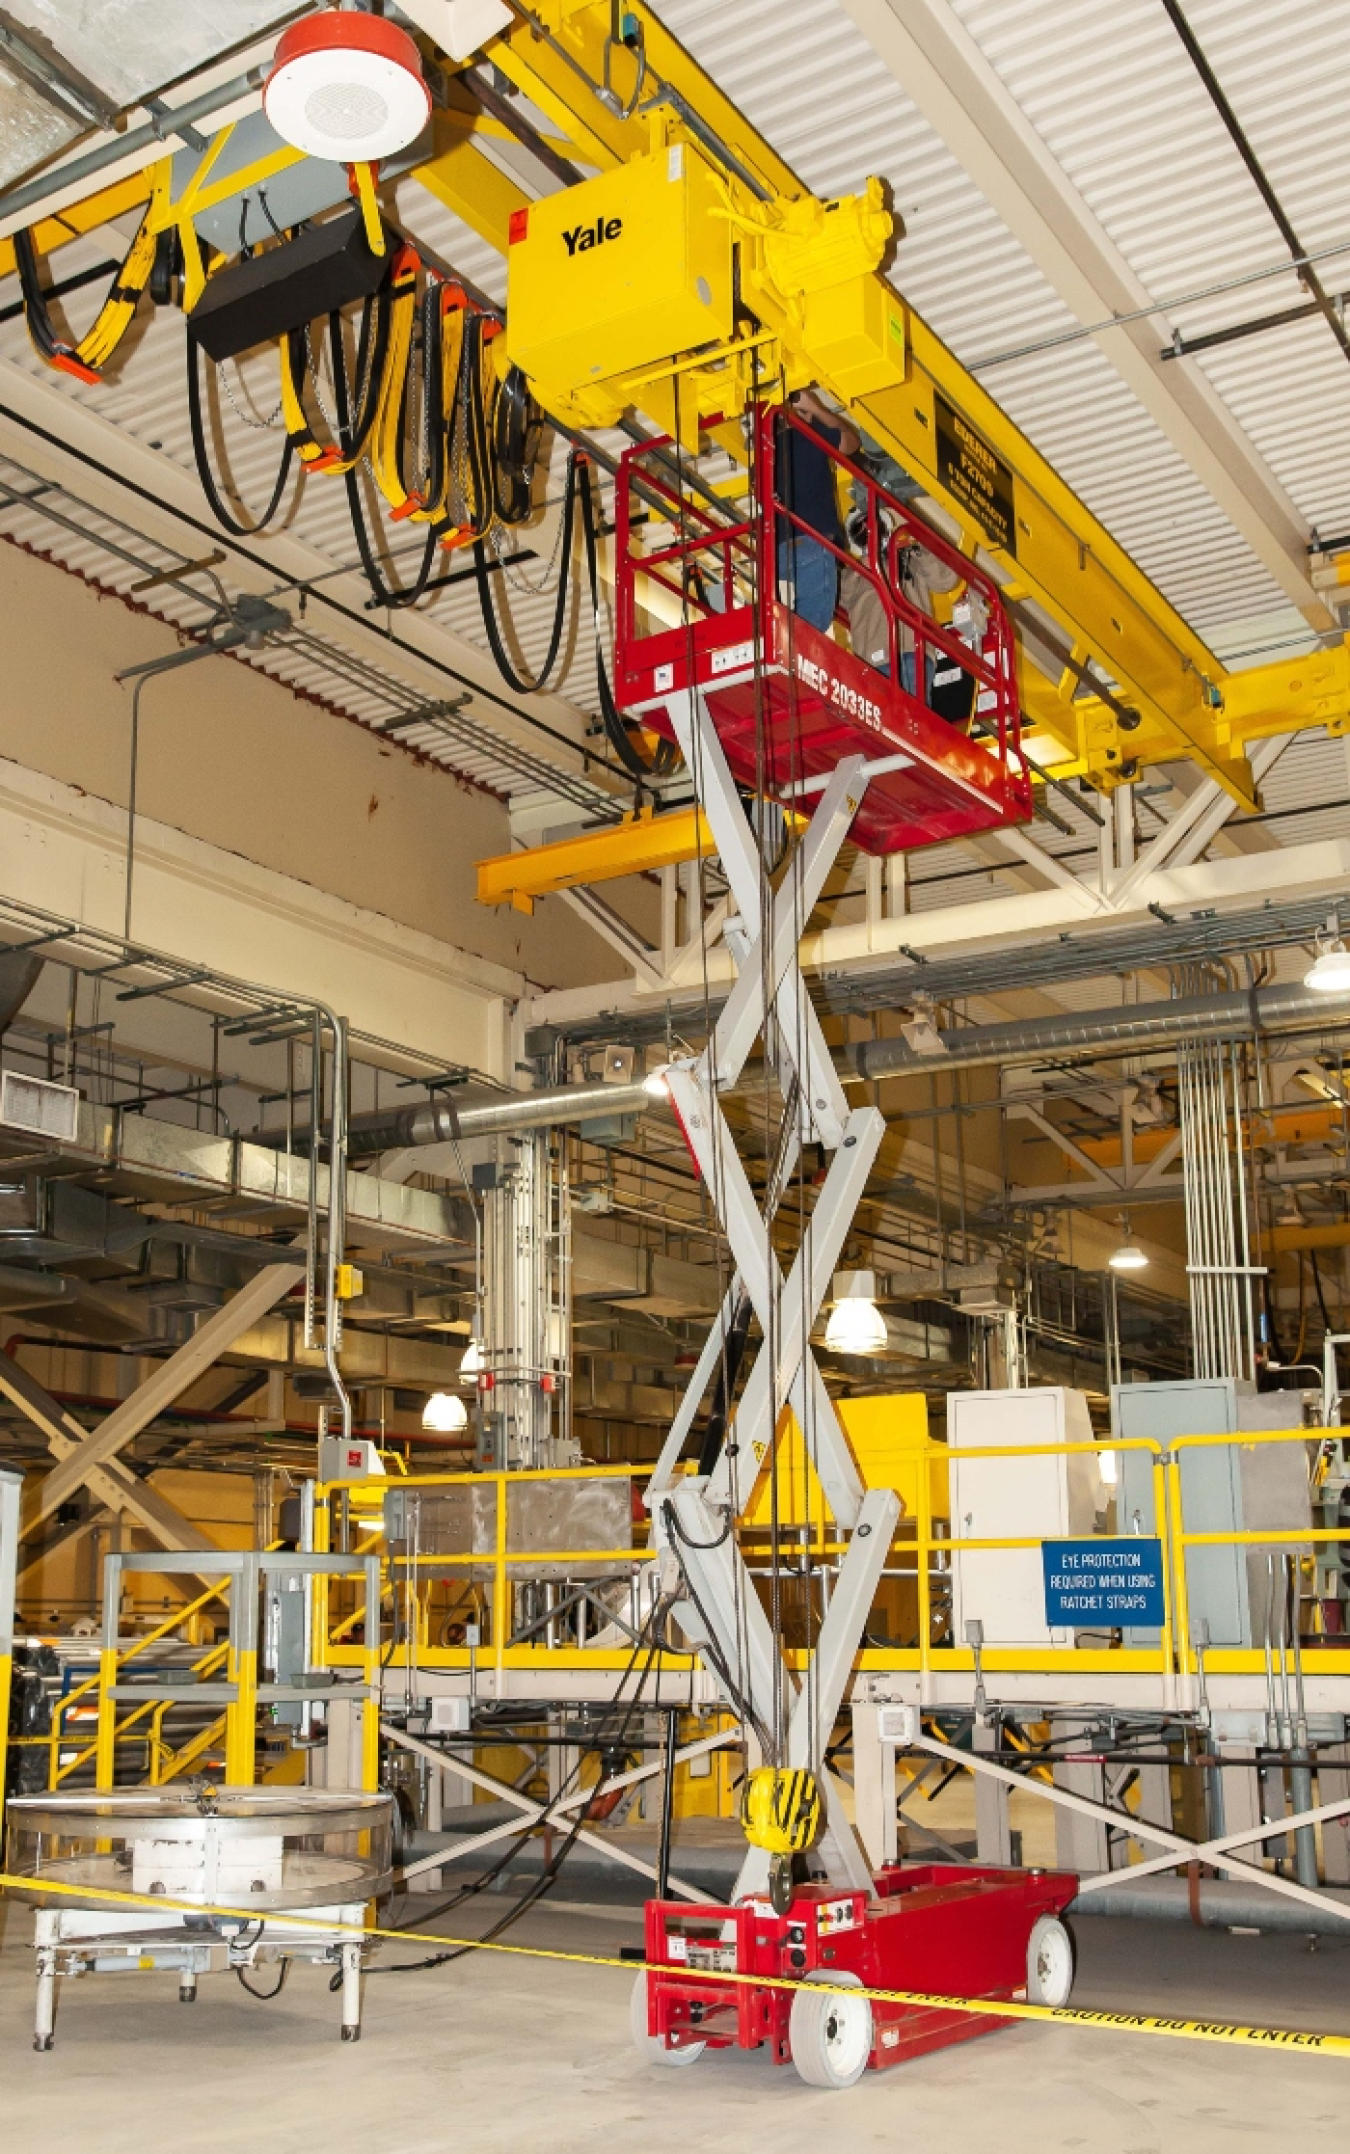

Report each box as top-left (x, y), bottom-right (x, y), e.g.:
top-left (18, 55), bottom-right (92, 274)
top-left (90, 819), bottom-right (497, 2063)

top-left (740, 1765), bottom-right (822, 1914)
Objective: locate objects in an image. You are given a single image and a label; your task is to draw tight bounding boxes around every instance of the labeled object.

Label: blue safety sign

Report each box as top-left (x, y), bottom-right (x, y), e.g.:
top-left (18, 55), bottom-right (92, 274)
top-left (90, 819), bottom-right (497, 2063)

top-left (1041, 1539), bottom-right (1165, 1627)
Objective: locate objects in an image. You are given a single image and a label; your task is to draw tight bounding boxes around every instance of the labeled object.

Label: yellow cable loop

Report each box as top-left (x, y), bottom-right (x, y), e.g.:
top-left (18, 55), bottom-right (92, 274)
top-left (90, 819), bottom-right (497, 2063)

top-left (369, 246), bottom-right (422, 515)
top-left (4, 1870), bottom-right (1347, 2060)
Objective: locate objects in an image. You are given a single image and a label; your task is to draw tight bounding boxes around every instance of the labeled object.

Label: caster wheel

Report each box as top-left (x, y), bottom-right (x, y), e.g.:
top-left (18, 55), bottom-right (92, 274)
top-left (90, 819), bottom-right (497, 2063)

top-left (1026, 1916), bottom-right (1075, 2008)
top-left (341, 2024), bottom-right (361, 2042)
top-left (179, 1990), bottom-right (197, 2005)
top-left (629, 1971), bottom-right (705, 2067)
top-left (789, 1971), bottom-right (872, 2090)
top-left (34, 2035), bottom-right (54, 2052)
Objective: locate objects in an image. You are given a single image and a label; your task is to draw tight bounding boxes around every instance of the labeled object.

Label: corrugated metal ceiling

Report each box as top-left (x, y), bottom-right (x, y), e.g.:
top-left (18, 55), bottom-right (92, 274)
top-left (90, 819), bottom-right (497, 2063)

top-left (0, 0), bottom-right (1347, 883)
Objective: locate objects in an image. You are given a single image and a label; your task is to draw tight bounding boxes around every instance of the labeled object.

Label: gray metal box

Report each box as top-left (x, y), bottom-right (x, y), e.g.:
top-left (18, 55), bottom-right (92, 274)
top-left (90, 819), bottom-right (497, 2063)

top-left (383, 1476), bottom-right (632, 1581)
top-left (1111, 1378), bottom-right (1311, 1647)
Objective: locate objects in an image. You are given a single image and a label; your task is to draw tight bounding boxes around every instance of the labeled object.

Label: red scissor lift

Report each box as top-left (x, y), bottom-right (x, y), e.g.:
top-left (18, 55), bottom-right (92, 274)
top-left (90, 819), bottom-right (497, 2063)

top-left (613, 403), bottom-right (1033, 855)
top-left (616, 407), bottom-right (1070, 2088)
top-left (639, 1866), bottom-right (1079, 2084)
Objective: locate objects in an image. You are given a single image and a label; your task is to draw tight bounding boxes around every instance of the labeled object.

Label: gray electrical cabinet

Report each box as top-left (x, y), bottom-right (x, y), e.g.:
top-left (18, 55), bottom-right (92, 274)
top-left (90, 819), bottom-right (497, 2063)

top-left (1111, 1378), bottom-right (1312, 1647)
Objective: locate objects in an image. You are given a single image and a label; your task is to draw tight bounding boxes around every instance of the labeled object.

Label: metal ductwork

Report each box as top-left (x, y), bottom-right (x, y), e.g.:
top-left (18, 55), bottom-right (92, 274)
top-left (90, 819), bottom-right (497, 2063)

top-left (255, 982), bottom-right (1350, 1158)
top-left (264, 1082), bottom-right (654, 1158)
top-left (844, 979), bottom-right (1350, 1083)
top-left (0, 948), bottom-right (44, 1035)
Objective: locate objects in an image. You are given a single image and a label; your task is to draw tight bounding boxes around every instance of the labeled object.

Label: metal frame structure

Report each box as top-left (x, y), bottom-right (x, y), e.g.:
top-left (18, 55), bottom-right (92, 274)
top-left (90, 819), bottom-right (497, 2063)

top-left (633, 685), bottom-right (901, 1895)
top-left (0, 1463), bottom-right (20, 1805)
top-left (96, 1549), bottom-right (383, 1791)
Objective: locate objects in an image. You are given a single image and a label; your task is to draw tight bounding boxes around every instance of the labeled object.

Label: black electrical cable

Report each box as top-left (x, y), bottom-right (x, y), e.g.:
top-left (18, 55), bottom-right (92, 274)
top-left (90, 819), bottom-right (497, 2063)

top-left (235, 1956), bottom-right (290, 2000)
top-left (474, 451), bottom-right (579, 695)
top-left (187, 329), bottom-right (295, 538)
top-left (1310, 1246), bottom-right (1335, 1339)
top-left (493, 365), bottom-right (541, 526)
top-left (337, 299), bottom-right (437, 612)
top-left (661, 1493), bottom-right (733, 1553)
top-left (352, 1605), bottom-right (668, 1980)
top-left (697, 1288), bottom-right (754, 1477)
top-left (577, 458), bottom-right (680, 783)
top-left (14, 217), bottom-right (148, 375)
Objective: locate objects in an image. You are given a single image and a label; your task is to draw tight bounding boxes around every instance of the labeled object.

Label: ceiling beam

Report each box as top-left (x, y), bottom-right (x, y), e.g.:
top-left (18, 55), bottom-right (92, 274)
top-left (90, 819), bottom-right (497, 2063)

top-left (833, 0), bottom-right (1332, 628)
top-left (32, 1262), bottom-right (304, 1525)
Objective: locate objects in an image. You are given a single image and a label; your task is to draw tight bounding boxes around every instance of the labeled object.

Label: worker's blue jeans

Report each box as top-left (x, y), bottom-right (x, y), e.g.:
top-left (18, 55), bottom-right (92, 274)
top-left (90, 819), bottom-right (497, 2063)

top-left (777, 534), bottom-right (838, 635)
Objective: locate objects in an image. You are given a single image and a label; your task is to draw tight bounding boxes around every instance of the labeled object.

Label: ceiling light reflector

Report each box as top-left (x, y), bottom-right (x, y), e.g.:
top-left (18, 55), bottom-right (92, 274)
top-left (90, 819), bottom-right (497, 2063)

top-left (422, 1389), bottom-right (468, 1433)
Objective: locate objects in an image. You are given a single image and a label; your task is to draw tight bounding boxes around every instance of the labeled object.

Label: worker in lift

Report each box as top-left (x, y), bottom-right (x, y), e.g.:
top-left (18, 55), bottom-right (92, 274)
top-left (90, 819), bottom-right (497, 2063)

top-left (774, 388), bottom-right (858, 634)
top-left (840, 503), bottom-right (965, 705)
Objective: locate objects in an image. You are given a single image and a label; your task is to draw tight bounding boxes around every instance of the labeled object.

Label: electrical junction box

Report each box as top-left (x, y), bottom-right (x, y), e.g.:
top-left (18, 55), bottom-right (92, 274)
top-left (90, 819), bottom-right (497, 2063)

top-left (505, 142), bottom-right (734, 410)
top-left (1111, 1378), bottom-right (1311, 1648)
top-left (318, 1436), bottom-right (384, 1484)
top-left (948, 1388), bottom-right (1106, 1648)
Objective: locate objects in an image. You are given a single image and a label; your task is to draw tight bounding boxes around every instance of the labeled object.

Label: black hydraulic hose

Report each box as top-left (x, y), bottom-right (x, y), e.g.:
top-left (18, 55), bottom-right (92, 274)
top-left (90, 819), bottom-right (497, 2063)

top-left (187, 330), bottom-right (295, 538)
top-left (474, 451), bottom-right (579, 695)
top-left (577, 459), bottom-right (680, 783)
top-left (697, 1289), bottom-right (754, 1477)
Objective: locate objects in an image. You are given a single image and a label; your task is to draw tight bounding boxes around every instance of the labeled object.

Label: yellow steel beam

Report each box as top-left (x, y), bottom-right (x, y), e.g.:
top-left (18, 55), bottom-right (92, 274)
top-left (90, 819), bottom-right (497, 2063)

top-left (478, 804), bottom-right (713, 910)
top-left (1270, 1221), bottom-right (1350, 1254)
top-left (413, 112), bottom-right (530, 251)
top-left (0, 168), bottom-right (154, 278)
top-left (488, 2), bottom-right (1350, 808)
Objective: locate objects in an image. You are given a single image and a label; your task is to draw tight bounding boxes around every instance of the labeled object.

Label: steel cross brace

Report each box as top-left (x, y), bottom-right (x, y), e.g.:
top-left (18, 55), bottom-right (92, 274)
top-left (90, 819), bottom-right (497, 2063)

top-left (654, 690), bottom-right (884, 1531)
top-left (641, 688), bottom-right (900, 1895)
top-left (663, 1478), bottom-right (899, 1898)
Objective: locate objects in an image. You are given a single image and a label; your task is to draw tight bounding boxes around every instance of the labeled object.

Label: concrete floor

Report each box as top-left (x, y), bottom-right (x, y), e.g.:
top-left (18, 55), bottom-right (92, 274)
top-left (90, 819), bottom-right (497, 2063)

top-left (2, 1893), bottom-right (1348, 2152)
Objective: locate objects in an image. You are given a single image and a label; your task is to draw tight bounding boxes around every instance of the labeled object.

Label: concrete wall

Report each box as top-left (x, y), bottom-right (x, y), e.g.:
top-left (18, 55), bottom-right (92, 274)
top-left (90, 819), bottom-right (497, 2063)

top-left (0, 536), bottom-right (624, 995)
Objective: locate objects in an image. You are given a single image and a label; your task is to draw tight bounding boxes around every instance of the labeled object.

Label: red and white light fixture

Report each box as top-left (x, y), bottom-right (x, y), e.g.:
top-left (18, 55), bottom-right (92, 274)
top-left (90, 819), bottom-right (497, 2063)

top-left (265, 9), bottom-right (431, 164)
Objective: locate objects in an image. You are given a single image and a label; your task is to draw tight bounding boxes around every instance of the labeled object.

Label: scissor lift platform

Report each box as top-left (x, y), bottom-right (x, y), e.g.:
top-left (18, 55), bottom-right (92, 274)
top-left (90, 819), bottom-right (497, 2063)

top-left (612, 406), bottom-right (1034, 857)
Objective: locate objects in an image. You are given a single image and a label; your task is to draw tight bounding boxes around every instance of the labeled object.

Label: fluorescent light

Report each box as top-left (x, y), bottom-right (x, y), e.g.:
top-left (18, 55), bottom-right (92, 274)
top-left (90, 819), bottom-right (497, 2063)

top-left (422, 1390), bottom-right (468, 1433)
top-left (1108, 1242), bottom-right (1149, 1273)
top-left (1305, 943), bottom-right (1350, 994)
top-left (459, 1338), bottom-right (484, 1384)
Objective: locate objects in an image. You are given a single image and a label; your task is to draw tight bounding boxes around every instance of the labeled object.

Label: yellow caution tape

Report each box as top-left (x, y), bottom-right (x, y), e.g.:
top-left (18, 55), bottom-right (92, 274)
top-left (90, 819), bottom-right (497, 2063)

top-left (3, 1871), bottom-right (1347, 2058)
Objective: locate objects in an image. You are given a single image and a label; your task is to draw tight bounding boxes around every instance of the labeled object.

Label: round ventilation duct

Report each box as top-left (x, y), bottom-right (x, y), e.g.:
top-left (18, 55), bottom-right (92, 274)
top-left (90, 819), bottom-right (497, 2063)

top-left (264, 11), bottom-right (431, 164)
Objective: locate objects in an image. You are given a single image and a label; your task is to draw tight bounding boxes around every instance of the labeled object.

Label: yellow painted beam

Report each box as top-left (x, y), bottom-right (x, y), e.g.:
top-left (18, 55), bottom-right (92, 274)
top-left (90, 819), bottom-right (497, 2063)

top-left (477, 804), bottom-right (713, 911)
top-left (412, 113), bottom-right (529, 253)
top-left (0, 169), bottom-right (155, 279)
top-left (1270, 1221), bottom-right (1350, 1254)
top-left (487, 3), bottom-right (1350, 807)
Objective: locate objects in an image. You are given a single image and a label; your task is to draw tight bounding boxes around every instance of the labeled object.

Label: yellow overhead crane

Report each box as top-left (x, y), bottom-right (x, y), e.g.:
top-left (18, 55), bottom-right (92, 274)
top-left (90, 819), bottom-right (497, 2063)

top-left (11, 0), bottom-right (1349, 831)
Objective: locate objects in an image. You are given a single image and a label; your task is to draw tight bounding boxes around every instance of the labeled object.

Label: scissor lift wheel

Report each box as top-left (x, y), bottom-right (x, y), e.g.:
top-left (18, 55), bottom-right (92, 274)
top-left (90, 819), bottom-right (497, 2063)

top-left (789, 1970), bottom-right (873, 2090)
top-left (630, 1970), bottom-right (706, 2067)
top-left (1026, 1915), bottom-right (1075, 2007)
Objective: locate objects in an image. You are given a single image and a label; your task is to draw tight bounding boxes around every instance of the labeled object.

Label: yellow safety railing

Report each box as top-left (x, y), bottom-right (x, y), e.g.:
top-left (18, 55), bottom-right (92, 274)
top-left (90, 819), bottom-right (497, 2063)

top-left (316, 1462), bottom-right (656, 1678)
top-left (11, 1574), bottom-right (237, 1789)
top-left (313, 1429), bottom-right (1350, 1688)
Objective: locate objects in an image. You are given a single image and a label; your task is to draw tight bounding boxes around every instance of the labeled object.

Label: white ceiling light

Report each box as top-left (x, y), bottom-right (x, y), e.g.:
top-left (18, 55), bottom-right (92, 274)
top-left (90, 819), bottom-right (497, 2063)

top-left (1108, 1239), bottom-right (1149, 1273)
top-left (643, 1067), bottom-right (671, 1097)
top-left (459, 1337), bottom-right (484, 1384)
top-left (824, 1270), bottom-right (889, 1356)
top-left (422, 1390), bottom-right (468, 1433)
top-left (264, 10), bottom-right (431, 164)
top-left (1304, 935), bottom-right (1350, 995)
